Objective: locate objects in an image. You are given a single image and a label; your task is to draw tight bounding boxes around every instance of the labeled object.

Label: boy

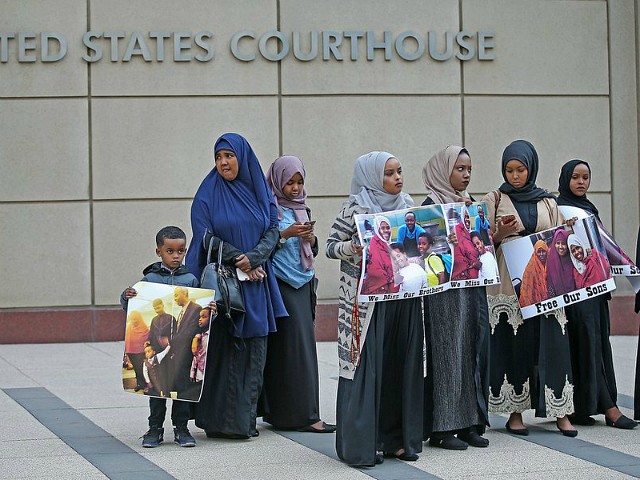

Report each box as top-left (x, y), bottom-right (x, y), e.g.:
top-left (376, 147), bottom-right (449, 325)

top-left (143, 341), bottom-right (171, 397)
top-left (417, 232), bottom-right (448, 286)
top-left (121, 225), bottom-right (213, 448)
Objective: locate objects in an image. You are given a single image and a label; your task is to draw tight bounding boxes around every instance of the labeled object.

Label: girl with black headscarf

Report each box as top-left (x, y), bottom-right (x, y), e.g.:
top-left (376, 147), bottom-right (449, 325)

top-left (481, 140), bottom-right (577, 437)
top-left (558, 159), bottom-right (636, 429)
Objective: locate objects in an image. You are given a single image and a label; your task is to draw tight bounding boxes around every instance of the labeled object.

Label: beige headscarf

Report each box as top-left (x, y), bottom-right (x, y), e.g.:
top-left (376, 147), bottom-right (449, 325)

top-left (422, 145), bottom-right (470, 204)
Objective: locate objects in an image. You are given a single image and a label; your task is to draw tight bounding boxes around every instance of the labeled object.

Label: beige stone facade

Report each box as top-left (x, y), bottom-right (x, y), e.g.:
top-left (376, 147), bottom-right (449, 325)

top-left (1, 1), bottom-right (638, 320)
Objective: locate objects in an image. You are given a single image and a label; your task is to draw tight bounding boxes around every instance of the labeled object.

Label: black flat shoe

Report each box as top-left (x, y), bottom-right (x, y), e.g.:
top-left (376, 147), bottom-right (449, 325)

top-left (606, 415), bottom-right (638, 429)
top-left (375, 453), bottom-right (384, 465)
top-left (458, 431), bottom-right (489, 447)
top-left (384, 450), bottom-right (419, 461)
top-left (429, 434), bottom-right (468, 450)
top-left (505, 421), bottom-right (529, 436)
top-left (297, 421), bottom-right (336, 433)
top-left (569, 415), bottom-right (595, 426)
top-left (557, 421), bottom-right (578, 437)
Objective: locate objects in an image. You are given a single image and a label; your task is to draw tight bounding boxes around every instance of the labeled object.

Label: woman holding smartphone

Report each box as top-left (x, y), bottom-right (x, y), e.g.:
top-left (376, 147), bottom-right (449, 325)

top-left (481, 140), bottom-right (577, 437)
top-left (260, 155), bottom-right (335, 433)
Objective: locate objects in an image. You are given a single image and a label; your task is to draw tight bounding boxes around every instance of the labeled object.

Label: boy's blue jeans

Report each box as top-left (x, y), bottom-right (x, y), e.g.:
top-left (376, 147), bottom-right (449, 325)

top-left (148, 397), bottom-right (190, 428)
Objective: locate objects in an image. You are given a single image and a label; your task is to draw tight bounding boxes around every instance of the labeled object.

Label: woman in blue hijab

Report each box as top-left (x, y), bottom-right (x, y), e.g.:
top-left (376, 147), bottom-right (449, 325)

top-left (186, 133), bottom-right (287, 439)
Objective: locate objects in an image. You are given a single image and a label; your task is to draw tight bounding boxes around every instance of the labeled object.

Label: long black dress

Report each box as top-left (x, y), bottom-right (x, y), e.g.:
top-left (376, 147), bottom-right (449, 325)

top-left (421, 197), bottom-right (490, 439)
top-left (335, 298), bottom-right (424, 466)
top-left (423, 288), bottom-right (489, 438)
top-left (260, 278), bottom-right (321, 428)
top-left (195, 316), bottom-right (267, 437)
top-left (566, 297), bottom-right (617, 418)
top-left (482, 191), bottom-right (574, 419)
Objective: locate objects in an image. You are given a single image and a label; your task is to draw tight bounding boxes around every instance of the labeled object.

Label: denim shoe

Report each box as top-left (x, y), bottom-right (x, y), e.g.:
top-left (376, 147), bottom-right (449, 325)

top-left (174, 426), bottom-right (196, 447)
top-left (141, 427), bottom-right (164, 448)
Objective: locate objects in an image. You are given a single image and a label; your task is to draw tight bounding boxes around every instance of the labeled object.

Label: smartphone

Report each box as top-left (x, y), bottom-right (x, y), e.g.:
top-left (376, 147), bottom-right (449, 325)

top-left (304, 220), bottom-right (317, 226)
top-left (236, 268), bottom-right (250, 281)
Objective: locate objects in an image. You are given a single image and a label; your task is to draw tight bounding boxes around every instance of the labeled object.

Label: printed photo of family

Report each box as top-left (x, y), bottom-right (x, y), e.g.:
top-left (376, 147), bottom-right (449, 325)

top-left (122, 282), bottom-right (215, 402)
top-left (442, 203), bottom-right (499, 283)
top-left (502, 215), bottom-right (616, 319)
top-left (355, 202), bottom-right (499, 302)
top-left (559, 205), bottom-right (640, 293)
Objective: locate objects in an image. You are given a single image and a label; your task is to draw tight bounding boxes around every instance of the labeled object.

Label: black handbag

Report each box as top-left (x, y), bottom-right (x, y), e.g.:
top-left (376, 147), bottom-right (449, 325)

top-left (200, 239), bottom-right (245, 318)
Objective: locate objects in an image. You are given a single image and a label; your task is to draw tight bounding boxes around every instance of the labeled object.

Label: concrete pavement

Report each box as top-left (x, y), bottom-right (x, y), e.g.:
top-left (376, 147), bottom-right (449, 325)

top-left (1, 338), bottom-right (640, 479)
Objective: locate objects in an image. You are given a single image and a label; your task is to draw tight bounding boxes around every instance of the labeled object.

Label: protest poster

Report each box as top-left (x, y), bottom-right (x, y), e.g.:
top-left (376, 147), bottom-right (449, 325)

top-left (559, 205), bottom-right (640, 293)
top-left (354, 202), bottom-right (499, 303)
top-left (123, 281), bottom-right (214, 402)
top-left (501, 216), bottom-right (615, 319)
top-left (442, 202), bottom-right (500, 289)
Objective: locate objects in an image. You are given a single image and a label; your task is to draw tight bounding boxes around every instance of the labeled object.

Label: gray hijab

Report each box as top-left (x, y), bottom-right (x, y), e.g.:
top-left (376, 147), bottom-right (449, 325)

top-left (350, 151), bottom-right (414, 213)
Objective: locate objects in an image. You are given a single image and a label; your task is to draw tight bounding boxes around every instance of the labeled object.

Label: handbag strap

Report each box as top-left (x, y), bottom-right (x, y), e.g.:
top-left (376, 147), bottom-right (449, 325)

top-left (217, 240), bottom-right (224, 265)
top-left (205, 235), bottom-right (224, 265)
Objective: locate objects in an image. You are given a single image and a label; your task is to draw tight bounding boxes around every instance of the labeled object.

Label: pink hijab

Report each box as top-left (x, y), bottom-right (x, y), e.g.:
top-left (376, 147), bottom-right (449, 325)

top-left (266, 155), bottom-right (313, 270)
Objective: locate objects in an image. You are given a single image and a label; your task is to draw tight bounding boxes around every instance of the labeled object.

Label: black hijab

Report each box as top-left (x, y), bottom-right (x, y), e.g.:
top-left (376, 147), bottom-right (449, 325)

top-left (556, 159), bottom-right (600, 220)
top-left (499, 140), bottom-right (555, 234)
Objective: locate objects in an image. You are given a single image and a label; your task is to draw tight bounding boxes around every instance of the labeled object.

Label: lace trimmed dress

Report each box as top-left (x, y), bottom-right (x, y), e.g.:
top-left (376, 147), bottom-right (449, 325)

top-left (481, 191), bottom-right (574, 418)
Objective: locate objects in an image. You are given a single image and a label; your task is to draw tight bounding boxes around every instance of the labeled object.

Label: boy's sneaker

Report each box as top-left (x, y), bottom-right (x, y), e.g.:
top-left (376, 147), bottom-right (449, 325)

top-left (174, 426), bottom-right (196, 447)
top-left (141, 427), bottom-right (164, 448)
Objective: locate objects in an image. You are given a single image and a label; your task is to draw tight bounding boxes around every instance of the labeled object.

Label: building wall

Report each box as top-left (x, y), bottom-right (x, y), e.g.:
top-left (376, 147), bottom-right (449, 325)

top-left (1, 0), bottom-right (638, 341)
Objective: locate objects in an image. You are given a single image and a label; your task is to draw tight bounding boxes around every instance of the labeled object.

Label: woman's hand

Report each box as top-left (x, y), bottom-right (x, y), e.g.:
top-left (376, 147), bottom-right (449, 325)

top-left (235, 254), bottom-right (251, 272)
top-left (351, 239), bottom-right (364, 256)
top-left (493, 216), bottom-right (519, 243)
top-left (448, 232), bottom-right (458, 246)
top-left (299, 223), bottom-right (315, 242)
top-left (565, 216), bottom-right (578, 227)
top-left (248, 266), bottom-right (267, 282)
top-left (282, 222), bottom-right (313, 240)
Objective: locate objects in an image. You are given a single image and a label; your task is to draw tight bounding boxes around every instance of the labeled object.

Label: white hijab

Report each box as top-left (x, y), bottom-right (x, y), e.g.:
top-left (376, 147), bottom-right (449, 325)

top-left (373, 215), bottom-right (392, 243)
top-left (567, 234), bottom-right (586, 275)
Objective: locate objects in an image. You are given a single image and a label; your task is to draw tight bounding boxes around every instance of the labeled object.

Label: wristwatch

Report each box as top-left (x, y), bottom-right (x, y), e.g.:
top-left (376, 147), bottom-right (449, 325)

top-left (278, 233), bottom-right (287, 246)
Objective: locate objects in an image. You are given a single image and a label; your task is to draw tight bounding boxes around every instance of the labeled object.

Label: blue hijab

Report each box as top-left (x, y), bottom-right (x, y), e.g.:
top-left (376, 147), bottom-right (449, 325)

top-left (186, 133), bottom-right (286, 338)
